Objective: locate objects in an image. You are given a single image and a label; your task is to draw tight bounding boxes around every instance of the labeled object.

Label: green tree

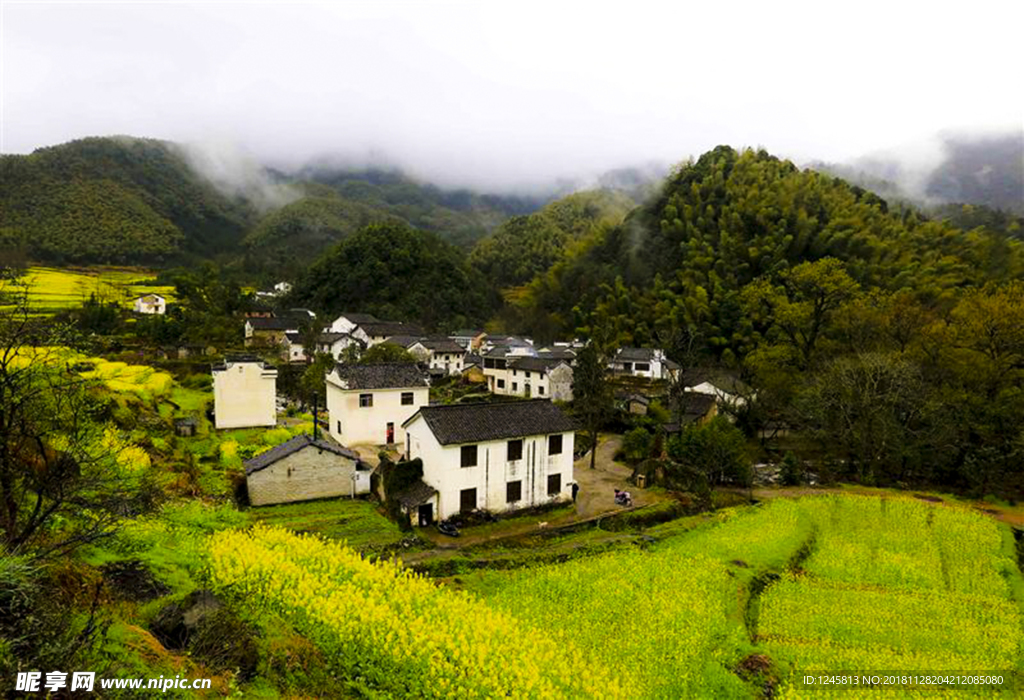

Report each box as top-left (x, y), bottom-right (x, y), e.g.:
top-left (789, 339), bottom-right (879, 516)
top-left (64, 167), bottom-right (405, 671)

top-left (571, 344), bottom-right (613, 470)
top-left (622, 427), bottom-right (654, 463)
top-left (359, 342), bottom-right (417, 364)
top-left (667, 416), bottom-right (750, 487)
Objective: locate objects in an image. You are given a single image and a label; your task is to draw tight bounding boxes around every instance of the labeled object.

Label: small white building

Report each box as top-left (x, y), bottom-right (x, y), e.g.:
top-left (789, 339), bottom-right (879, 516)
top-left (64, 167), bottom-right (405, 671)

top-left (486, 356), bottom-right (573, 401)
top-left (316, 332), bottom-right (365, 360)
top-left (132, 294), bottom-right (166, 315)
top-left (325, 362), bottom-right (429, 446)
top-left (327, 313), bottom-right (422, 347)
top-left (389, 336), bottom-right (467, 377)
top-left (450, 329), bottom-right (487, 351)
top-left (402, 400), bottom-right (577, 523)
top-left (683, 371), bottom-right (750, 410)
top-left (609, 347), bottom-right (679, 381)
top-left (244, 434), bottom-right (371, 506)
top-left (212, 358), bottom-right (278, 429)
top-left (274, 281), bottom-right (293, 295)
top-left (284, 332), bottom-right (307, 363)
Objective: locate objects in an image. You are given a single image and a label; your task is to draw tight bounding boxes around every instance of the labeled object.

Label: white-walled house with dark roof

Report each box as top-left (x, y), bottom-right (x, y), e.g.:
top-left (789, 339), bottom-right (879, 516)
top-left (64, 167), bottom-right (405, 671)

top-left (212, 357), bottom-right (277, 429)
top-left (244, 433), bottom-right (371, 506)
top-left (325, 362), bottom-right (428, 446)
top-left (402, 399), bottom-right (577, 522)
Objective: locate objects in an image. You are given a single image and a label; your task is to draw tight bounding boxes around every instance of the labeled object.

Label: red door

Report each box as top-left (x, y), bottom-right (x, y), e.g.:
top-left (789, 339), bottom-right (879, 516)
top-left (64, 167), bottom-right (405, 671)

top-left (386, 422), bottom-right (395, 444)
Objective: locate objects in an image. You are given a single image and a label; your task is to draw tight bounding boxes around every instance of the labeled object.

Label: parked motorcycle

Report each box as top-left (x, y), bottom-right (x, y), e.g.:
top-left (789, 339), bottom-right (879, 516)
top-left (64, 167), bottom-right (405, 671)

top-left (614, 489), bottom-right (633, 507)
top-left (437, 521), bottom-right (461, 537)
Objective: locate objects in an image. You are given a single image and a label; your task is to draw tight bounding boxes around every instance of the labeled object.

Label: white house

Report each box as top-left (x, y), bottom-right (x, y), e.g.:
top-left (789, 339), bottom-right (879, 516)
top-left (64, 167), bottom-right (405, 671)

top-left (325, 362), bottom-right (429, 446)
top-left (450, 329), bottom-right (487, 351)
top-left (212, 358), bottom-right (278, 429)
top-left (132, 294), bottom-right (166, 315)
top-left (682, 371), bottom-right (750, 410)
top-left (316, 332), bottom-right (365, 360)
top-left (486, 356), bottom-right (573, 401)
top-left (401, 400), bottom-right (577, 523)
top-left (283, 332), bottom-right (307, 363)
top-left (327, 313), bottom-right (422, 347)
top-left (393, 336), bottom-right (467, 376)
top-left (609, 347), bottom-right (680, 381)
top-left (273, 281), bottom-right (293, 295)
top-left (481, 335), bottom-right (536, 357)
top-left (244, 434), bottom-right (371, 506)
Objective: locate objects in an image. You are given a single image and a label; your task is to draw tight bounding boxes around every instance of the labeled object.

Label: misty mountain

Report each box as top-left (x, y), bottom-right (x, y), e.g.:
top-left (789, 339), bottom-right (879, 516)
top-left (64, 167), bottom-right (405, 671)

top-left (0, 136), bottom-right (255, 264)
top-left (511, 145), bottom-right (1024, 346)
top-left (469, 189), bottom-right (635, 289)
top-left (809, 130), bottom-right (1023, 214)
top-left (926, 132), bottom-right (1023, 213)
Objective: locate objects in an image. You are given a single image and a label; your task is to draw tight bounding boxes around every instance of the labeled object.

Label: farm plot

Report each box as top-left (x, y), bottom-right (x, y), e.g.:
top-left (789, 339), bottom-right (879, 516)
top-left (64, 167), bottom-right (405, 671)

top-left (758, 496), bottom-right (1024, 694)
top-left (0, 266), bottom-right (174, 313)
top-left (207, 524), bottom-right (622, 699)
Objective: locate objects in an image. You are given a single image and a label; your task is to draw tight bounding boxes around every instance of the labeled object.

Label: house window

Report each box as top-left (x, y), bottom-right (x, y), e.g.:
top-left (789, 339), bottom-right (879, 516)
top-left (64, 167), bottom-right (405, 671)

top-left (461, 445), bottom-right (478, 468)
top-left (622, 362), bottom-right (633, 372)
top-left (506, 480), bottom-right (522, 503)
top-left (547, 473), bottom-right (562, 496)
top-left (507, 439), bottom-right (523, 461)
top-left (513, 369), bottom-right (517, 376)
top-left (538, 386), bottom-right (545, 395)
top-left (484, 358), bottom-right (495, 369)
top-left (359, 393), bottom-right (373, 408)
top-left (512, 382), bottom-right (518, 392)
top-left (635, 362), bottom-right (650, 372)
top-left (337, 420), bottom-right (342, 434)
top-left (401, 392), bottom-right (414, 405)
top-left (497, 379), bottom-right (505, 389)
top-left (549, 434), bottom-right (563, 455)
top-left (525, 371), bottom-right (531, 379)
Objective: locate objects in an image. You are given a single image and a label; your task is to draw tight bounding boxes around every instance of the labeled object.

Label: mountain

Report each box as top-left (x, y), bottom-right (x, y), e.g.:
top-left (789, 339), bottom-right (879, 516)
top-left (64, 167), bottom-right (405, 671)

top-left (468, 189), bottom-right (635, 289)
top-left (0, 136), bottom-right (254, 264)
top-left (288, 222), bottom-right (497, 331)
top-left (926, 132), bottom-right (1023, 213)
top-left (810, 129), bottom-right (1024, 214)
top-left (512, 145), bottom-right (1024, 348)
top-left (295, 164), bottom-right (549, 248)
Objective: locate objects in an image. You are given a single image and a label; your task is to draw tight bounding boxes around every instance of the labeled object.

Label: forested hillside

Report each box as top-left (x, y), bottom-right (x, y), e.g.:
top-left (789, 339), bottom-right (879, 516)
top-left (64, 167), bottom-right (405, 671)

top-left (288, 222), bottom-right (497, 331)
top-left (511, 146), bottom-right (1024, 349)
top-left (469, 189), bottom-right (635, 288)
top-left (0, 137), bottom-right (254, 263)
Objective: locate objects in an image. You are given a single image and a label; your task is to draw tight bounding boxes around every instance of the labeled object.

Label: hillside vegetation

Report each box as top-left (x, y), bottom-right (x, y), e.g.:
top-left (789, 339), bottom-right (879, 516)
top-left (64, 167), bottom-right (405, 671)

top-left (288, 221), bottom-right (498, 331)
top-left (0, 137), bottom-right (254, 264)
top-left (513, 145), bottom-right (1024, 349)
top-left (469, 189), bottom-right (635, 289)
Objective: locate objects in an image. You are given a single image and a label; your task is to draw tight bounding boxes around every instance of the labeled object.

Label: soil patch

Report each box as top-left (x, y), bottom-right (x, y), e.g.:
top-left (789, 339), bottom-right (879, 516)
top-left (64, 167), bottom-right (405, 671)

top-left (101, 559), bottom-right (170, 602)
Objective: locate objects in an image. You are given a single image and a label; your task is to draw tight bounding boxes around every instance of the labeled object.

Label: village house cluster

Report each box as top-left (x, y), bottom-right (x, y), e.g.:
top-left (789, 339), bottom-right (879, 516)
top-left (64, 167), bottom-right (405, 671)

top-left (217, 299), bottom-right (743, 525)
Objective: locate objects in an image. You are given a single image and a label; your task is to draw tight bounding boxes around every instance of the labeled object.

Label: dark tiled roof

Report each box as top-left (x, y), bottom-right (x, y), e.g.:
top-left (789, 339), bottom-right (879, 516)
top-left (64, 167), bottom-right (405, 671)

top-left (509, 356), bottom-right (567, 373)
top-left (419, 337), bottom-right (465, 353)
top-left (244, 434), bottom-right (360, 475)
top-left (615, 347), bottom-right (659, 361)
top-left (212, 356), bottom-right (275, 372)
top-left (318, 332), bottom-right (360, 345)
top-left (682, 393), bottom-right (717, 416)
top-left (537, 348), bottom-right (577, 361)
top-left (247, 317), bottom-right (300, 331)
top-left (384, 335), bottom-right (424, 349)
top-left (393, 479), bottom-right (438, 508)
top-left (284, 332), bottom-right (302, 343)
top-left (451, 329), bottom-right (485, 337)
top-left (360, 321), bottom-right (424, 337)
top-left (337, 312), bottom-right (380, 324)
top-left (463, 353), bottom-right (483, 368)
top-left (405, 399), bottom-right (577, 445)
top-left (332, 362), bottom-right (428, 390)
top-left (488, 335), bottom-right (533, 347)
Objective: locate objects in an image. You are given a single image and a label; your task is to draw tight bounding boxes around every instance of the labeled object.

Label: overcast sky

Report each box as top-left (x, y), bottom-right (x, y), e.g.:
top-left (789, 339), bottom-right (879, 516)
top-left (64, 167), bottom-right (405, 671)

top-left (2, 0), bottom-right (1022, 191)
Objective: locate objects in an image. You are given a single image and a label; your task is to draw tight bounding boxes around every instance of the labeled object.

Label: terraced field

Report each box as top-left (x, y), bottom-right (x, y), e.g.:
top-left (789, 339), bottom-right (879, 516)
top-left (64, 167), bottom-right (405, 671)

top-left (204, 494), bottom-right (1024, 697)
top-left (0, 266), bottom-right (175, 313)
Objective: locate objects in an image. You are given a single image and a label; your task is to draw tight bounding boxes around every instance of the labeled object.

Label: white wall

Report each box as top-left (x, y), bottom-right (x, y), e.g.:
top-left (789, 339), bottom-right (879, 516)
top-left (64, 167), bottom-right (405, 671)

top-left (213, 362), bottom-right (277, 429)
top-left (405, 420), bottom-right (574, 521)
top-left (326, 380), bottom-right (428, 446)
top-left (247, 447), bottom-right (369, 506)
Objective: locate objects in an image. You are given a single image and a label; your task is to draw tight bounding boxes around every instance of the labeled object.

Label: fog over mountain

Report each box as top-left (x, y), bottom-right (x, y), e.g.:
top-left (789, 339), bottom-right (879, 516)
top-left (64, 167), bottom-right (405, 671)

top-left (3, 1), bottom-right (1021, 194)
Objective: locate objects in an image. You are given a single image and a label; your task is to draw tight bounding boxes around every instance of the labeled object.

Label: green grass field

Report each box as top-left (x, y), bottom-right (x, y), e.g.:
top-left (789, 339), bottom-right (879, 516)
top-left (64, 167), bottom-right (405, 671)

top-left (249, 498), bottom-right (410, 553)
top-left (0, 266), bottom-right (175, 313)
